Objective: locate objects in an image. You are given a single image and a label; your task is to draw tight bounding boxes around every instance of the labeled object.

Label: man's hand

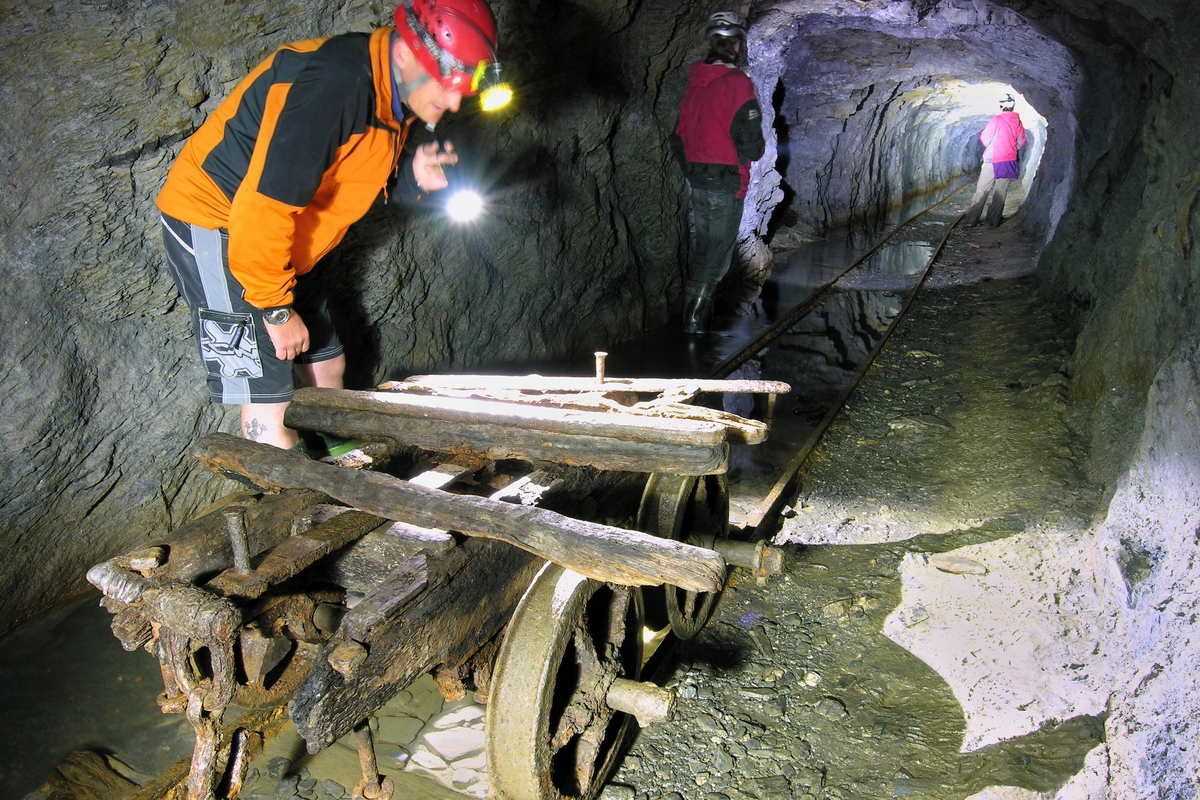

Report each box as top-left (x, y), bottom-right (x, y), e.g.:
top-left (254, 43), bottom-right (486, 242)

top-left (412, 140), bottom-right (458, 193)
top-left (264, 311), bottom-right (310, 361)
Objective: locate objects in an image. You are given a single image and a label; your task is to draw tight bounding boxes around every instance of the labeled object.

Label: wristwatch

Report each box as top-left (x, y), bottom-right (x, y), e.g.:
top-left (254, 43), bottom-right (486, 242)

top-left (263, 306), bottom-right (292, 326)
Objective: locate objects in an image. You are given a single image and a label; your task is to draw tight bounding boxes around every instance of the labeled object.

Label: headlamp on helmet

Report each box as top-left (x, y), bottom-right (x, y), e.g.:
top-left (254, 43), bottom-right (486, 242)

top-left (474, 60), bottom-right (512, 111)
top-left (394, 0), bottom-right (511, 110)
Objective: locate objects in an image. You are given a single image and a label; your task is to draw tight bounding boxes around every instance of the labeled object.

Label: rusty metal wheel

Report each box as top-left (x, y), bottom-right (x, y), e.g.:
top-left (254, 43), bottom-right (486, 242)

top-left (636, 473), bottom-right (729, 639)
top-left (486, 563), bottom-right (644, 800)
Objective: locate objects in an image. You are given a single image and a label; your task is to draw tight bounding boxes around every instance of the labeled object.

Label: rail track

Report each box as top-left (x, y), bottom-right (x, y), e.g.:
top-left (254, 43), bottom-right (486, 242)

top-left (711, 187), bottom-right (967, 537)
top-left (83, 191), bottom-right (964, 800)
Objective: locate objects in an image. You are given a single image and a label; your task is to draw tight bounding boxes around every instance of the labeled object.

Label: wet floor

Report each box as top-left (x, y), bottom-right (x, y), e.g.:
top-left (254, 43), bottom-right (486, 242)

top-left (0, 596), bottom-right (196, 796)
top-left (3, 188), bottom-right (973, 799)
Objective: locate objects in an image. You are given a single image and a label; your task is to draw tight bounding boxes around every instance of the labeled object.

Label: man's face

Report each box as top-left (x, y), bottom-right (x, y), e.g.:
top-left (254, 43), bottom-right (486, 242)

top-left (392, 38), bottom-right (464, 125)
top-left (408, 80), bottom-right (463, 125)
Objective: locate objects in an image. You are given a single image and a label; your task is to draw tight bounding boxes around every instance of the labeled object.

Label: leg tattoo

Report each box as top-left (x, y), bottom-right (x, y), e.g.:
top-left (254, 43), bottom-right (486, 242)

top-left (243, 418), bottom-right (269, 441)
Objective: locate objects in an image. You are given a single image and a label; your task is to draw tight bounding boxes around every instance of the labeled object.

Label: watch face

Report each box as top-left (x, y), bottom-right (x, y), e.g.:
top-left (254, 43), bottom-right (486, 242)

top-left (265, 308), bottom-right (291, 325)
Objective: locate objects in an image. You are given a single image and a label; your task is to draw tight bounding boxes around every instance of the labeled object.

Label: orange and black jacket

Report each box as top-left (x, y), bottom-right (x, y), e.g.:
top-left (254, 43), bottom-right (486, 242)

top-left (157, 28), bottom-right (416, 309)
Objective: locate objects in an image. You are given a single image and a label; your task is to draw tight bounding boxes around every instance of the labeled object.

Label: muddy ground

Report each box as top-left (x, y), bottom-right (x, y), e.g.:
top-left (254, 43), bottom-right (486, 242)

top-left (18, 208), bottom-right (1115, 800)
top-left (604, 218), bottom-right (1108, 800)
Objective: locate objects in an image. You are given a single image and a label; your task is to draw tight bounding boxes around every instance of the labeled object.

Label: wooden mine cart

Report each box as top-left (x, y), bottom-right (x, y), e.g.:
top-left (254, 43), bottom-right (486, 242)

top-left (88, 360), bottom-right (789, 800)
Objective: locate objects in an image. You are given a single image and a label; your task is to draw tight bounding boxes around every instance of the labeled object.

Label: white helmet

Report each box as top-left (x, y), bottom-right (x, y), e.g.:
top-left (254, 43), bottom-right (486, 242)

top-left (706, 11), bottom-right (746, 39)
top-left (1000, 93), bottom-right (1016, 110)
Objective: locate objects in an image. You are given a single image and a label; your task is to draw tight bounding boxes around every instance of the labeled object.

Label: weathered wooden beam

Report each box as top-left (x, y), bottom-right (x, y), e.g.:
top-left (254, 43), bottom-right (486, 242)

top-left (294, 468), bottom-right (566, 748)
top-left (87, 490), bottom-right (329, 604)
top-left (310, 517), bottom-right (456, 594)
top-left (291, 537), bottom-right (544, 751)
top-left (284, 387), bottom-right (729, 476)
top-left (360, 388), bottom-right (772, 446)
top-left (387, 374), bottom-right (792, 395)
top-left (637, 402), bottom-right (770, 445)
top-left (152, 490), bottom-right (330, 586)
top-left (192, 434), bottom-right (727, 594)
top-left (206, 510), bottom-right (387, 600)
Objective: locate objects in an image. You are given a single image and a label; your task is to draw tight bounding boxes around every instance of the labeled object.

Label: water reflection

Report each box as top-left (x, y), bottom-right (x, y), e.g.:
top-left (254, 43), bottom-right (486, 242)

top-left (0, 598), bottom-right (194, 797)
top-left (870, 241), bottom-right (935, 276)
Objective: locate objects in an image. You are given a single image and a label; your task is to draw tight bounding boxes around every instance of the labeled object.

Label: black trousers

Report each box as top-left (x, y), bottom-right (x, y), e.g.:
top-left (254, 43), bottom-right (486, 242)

top-left (688, 186), bottom-right (744, 286)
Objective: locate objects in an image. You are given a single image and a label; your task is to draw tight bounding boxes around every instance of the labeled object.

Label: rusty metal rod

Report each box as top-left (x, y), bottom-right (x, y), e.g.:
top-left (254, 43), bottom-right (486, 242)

top-left (353, 722), bottom-right (382, 798)
top-left (606, 678), bottom-right (674, 727)
top-left (224, 507), bottom-right (252, 575)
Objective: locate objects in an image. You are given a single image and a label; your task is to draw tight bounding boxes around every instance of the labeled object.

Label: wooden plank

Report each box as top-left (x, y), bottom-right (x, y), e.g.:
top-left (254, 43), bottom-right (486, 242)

top-left (633, 401), bottom-right (770, 445)
top-left (206, 510), bottom-right (386, 600)
top-left (284, 387), bottom-right (729, 476)
top-left (339, 555), bottom-right (429, 642)
top-left (387, 374), bottom-right (792, 395)
top-left (290, 537), bottom-right (543, 751)
top-left (149, 490), bottom-right (330, 586)
top-left (363, 389), bottom-right (771, 446)
top-left (192, 434), bottom-right (727, 594)
top-left (87, 491), bottom-right (329, 603)
top-left (294, 468), bottom-right (563, 748)
top-left (311, 517), bottom-right (456, 594)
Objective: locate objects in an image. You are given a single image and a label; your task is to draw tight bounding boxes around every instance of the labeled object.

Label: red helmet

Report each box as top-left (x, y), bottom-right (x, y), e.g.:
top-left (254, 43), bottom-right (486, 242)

top-left (394, 0), bottom-right (498, 96)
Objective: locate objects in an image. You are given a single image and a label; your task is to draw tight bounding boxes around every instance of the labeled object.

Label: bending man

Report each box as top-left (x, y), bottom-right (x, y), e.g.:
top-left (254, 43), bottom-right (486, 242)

top-left (157, 0), bottom-right (501, 450)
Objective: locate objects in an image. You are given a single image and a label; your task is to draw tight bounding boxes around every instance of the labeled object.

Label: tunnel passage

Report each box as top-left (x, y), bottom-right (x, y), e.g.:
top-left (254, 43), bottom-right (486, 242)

top-left (737, 4), bottom-right (1068, 251)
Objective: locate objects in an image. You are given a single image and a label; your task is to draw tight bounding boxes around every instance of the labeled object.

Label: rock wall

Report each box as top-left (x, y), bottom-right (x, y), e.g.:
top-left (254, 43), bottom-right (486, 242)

top-left (1079, 336), bottom-right (1200, 796)
top-left (0, 0), bottom-right (712, 633)
top-left (1020, 0), bottom-right (1200, 495)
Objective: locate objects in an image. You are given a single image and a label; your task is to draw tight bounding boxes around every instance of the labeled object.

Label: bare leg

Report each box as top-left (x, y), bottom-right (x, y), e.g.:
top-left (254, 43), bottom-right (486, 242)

top-left (295, 354), bottom-right (346, 390)
top-left (239, 356), bottom-right (346, 450)
top-left (240, 402), bottom-right (298, 449)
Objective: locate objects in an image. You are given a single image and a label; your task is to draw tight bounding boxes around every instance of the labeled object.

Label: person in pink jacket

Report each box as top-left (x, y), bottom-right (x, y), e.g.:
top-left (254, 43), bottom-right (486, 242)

top-left (964, 94), bottom-right (1027, 228)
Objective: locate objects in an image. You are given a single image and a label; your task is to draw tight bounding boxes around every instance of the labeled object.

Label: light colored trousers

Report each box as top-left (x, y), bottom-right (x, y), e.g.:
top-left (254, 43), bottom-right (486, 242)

top-left (964, 161), bottom-right (1011, 228)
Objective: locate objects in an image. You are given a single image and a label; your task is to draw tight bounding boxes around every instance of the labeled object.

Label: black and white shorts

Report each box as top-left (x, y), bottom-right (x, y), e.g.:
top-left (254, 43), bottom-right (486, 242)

top-left (160, 213), bottom-right (343, 405)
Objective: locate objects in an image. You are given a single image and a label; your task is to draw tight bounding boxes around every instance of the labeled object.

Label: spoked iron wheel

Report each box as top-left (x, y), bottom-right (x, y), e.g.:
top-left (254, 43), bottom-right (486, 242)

top-left (636, 473), bottom-right (730, 639)
top-left (486, 563), bottom-right (644, 800)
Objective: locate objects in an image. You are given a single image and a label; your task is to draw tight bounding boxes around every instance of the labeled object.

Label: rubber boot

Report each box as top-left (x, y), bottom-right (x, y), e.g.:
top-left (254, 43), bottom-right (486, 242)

top-left (682, 281), bottom-right (716, 335)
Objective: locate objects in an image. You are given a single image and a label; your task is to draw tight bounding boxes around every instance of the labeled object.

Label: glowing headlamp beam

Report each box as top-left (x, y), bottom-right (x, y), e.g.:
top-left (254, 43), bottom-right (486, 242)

top-left (480, 81), bottom-right (513, 111)
top-left (476, 61), bottom-right (512, 111)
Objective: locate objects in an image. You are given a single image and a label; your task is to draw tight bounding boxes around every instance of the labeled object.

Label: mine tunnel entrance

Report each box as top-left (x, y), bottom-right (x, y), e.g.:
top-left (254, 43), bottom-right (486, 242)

top-left (762, 75), bottom-right (1049, 248)
top-left (744, 5), bottom-right (1067, 253)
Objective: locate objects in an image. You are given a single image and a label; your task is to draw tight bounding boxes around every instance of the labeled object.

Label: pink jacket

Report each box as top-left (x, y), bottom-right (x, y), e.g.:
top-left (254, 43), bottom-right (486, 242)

top-left (980, 111), bottom-right (1026, 163)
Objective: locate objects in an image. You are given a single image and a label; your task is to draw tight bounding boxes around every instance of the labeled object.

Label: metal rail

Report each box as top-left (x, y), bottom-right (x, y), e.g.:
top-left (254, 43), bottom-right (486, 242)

top-left (711, 186), bottom-right (968, 380)
top-left (712, 190), bottom-right (969, 534)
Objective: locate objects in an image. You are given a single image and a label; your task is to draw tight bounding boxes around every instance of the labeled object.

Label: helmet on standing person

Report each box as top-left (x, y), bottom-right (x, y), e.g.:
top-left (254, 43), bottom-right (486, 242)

top-left (394, 0), bottom-right (509, 107)
top-left (706, 11), bottom-right (747, 39)
top-left (1000, 93), bottom-right (1016, 111)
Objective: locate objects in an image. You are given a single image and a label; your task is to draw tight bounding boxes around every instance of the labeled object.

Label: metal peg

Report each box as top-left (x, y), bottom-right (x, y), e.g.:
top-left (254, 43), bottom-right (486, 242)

top-left (224, 507), bottom-right (252, 575)
top-left (606, 678), bottom-right (675, 727)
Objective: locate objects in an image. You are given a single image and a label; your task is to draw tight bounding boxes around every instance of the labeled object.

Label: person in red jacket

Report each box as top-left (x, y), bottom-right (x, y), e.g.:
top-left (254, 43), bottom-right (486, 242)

top-left (157, 0), bottom-right (505, 452)
top-left (670, 11), bottom-right (766, 335)
top-left (964, 93), bottom-right (1027, 228)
